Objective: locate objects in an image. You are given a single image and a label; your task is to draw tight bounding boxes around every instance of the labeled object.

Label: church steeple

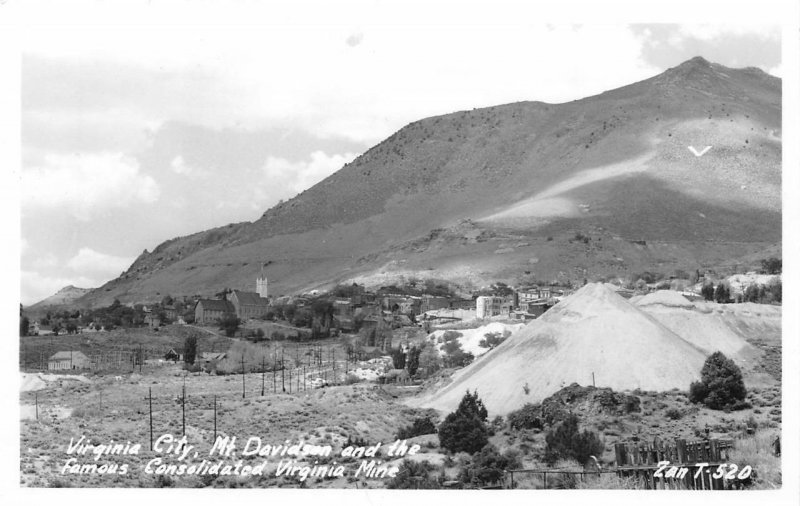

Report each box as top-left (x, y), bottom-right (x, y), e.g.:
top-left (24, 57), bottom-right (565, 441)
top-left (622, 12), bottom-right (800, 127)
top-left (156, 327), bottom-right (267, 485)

top-left (256, 263), bottom-right (268, 298)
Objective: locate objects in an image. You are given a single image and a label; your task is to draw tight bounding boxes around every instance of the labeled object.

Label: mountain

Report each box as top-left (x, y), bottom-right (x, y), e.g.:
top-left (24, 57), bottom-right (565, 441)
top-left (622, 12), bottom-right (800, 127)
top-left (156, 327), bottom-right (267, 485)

top-left (26, 285), bottom-right (93, 311)
top-left (77, 57), bottom-right (781, 306)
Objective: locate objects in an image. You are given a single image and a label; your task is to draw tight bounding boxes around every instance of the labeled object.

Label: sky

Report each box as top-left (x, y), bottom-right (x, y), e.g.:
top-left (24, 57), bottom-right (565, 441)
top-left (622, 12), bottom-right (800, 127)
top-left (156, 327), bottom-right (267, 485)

top-left (14, 5), bottom-right (785, 305)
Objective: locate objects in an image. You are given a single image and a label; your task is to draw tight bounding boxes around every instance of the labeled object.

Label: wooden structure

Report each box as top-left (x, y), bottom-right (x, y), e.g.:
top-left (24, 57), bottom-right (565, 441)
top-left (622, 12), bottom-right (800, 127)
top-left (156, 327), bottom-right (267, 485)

top-left (48, 350), bottom-right (91, 370)
top-left (613, 437), bottom-right (734, 490)
top-left (505, 438), bottom-right (736, 490)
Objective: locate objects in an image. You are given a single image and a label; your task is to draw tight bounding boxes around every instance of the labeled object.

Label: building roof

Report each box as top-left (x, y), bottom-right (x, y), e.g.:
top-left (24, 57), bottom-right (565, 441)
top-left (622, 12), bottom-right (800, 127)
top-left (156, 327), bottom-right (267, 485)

top-left (201, 352), bottom-right (226, 361)
top-left (231, 290), bottom-right (269, 306)
top-left (49, 351), bottom-right (89, 361)
top-left (197, 299), bottom-right (235, 312)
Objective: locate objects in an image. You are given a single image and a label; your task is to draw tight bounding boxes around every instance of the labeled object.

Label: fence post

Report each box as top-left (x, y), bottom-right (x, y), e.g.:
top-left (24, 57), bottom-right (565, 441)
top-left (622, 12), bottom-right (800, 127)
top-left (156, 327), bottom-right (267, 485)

top-left (213, 395), bottom-right (217, 442)
top-left (35, 392), bottom-right (38, 421)
top-left (241, 355), bottom-right (246, 399)
top-left (261, 356), bottom-right (266, 397)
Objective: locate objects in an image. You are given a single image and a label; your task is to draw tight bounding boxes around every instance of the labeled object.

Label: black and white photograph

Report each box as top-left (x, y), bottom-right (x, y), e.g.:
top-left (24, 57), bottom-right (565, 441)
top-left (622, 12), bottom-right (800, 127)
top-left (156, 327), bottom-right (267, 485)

top-left (5, 0), bottom-right (799, 502)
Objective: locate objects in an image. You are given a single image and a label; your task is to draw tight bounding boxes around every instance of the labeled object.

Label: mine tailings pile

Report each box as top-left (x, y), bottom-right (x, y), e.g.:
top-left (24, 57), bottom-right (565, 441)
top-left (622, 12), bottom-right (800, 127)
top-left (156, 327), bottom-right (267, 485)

top-left (409, 283), bottom-right (712, 416)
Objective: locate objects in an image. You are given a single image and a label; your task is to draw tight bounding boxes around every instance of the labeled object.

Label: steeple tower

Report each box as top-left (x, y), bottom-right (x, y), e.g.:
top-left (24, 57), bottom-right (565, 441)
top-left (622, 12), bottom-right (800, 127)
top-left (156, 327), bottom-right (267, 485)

top-left (256, 263), bottom-right (268, 298)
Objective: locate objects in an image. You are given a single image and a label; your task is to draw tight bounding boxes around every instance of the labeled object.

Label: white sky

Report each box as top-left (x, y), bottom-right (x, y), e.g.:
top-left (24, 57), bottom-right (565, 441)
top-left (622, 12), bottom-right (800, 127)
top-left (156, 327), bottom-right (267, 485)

top-left (5, 1), bottom-right (790, 305)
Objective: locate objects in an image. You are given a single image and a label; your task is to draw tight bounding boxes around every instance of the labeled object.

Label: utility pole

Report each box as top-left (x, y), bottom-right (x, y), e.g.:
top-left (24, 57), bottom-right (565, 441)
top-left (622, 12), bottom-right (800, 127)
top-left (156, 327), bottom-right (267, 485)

top-left (181, 376), bottom-right (186, 437)
top-left (281, 348), bottom-right (285, 392)
top-left (213, 395), bottom-right (217, 443)
top-left (273, 349), bottom-right (276, 393)
top-left (148, 387), bottom-right (153, 451)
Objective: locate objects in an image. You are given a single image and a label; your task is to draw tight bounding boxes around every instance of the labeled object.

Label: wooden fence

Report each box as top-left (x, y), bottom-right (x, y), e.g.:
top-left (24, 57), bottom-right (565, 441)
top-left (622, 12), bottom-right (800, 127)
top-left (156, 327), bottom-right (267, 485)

top-left (613, 438), bottom-right (734, 490)
top-left (505, 438), bottom-right (736, 490)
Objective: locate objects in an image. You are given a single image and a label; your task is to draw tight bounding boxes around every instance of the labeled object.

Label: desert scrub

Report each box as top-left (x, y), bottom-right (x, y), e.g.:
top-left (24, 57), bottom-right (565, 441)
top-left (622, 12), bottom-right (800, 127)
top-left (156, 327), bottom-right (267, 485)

top-left (728, 429), bottom-right (781, 489)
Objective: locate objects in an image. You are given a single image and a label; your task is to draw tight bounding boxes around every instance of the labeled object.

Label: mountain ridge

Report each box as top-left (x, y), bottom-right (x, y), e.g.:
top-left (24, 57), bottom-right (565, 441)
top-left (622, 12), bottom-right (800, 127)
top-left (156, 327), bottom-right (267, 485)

top-left (71, 57), bottom-right (781, 306)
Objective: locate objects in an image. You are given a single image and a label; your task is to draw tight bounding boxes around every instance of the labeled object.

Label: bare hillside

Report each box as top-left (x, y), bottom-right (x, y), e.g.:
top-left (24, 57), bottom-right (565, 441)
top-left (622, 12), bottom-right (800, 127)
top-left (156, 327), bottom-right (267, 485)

top-left (76, 57), bottom-right (781, 306)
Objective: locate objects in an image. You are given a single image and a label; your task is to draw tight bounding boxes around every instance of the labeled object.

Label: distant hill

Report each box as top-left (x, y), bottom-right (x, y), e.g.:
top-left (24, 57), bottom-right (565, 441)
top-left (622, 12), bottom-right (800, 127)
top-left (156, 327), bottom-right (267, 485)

top-left (76, 57), bottom-right (782, 307)
top-left (27, 285), bottom-right (93, 312)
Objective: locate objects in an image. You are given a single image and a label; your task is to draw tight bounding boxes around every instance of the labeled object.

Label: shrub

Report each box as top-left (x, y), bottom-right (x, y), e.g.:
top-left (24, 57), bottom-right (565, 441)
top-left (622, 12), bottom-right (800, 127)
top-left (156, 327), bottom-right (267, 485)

top-left (438, 390), bottom-right (489, 454)
top-left (218, 314), bottom-right (240, 337)
top-left (664, 408), bottom-right (683, 420)
top-left (458, 444), bottom-right (519, 487)
top-left (544, 414), bottom-right (604, 465)
top-left (507, 403), bottom-right (543, 430)
top-left (689, 351), bottom-right (747, 410)
top-left (479, 332), bottom-right (506, 349)
top-left (344, 373), bottom-right (362, 385)
top-left (397, 416), bottom-right (437, 440)
top-left (385, 460), bottom-right (440, 489)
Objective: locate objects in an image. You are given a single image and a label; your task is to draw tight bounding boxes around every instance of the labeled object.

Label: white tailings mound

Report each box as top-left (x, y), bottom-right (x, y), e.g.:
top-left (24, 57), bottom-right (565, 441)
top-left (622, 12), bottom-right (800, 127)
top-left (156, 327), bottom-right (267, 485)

top-left (635, 290), bottom-right (695, 308)
top-left (21, 373), bottom-right (47, 392)
top-left (634, 291), bottom-right (763, 365)
top-left (428, 322), bottom-right (526, 358)
top-left (408, 283), bottom-right (707, 416)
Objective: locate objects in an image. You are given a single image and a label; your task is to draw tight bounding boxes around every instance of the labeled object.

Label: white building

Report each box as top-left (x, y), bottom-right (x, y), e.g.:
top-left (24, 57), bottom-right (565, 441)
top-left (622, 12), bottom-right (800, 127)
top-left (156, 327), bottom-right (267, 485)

top-left (476, 296), bottom-right (504, 319)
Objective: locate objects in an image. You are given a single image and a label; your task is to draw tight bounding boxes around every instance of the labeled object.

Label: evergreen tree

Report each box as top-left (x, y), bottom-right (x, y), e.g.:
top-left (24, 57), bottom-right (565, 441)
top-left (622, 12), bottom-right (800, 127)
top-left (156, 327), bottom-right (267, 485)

top-left (406, 346), bottom-right (421, 376)
top-left (714, 283), bottom-right (730, 303)
top-left (184, 335), bottom-right (198, 365)
top-left (544, 413), bottom-right (604, 465)
top-left (438, 390), bottom-right (489, 454)
top-left (689, 351), bottom-right (747, 410)
top-left (701, 282), bottom-right (715, 301)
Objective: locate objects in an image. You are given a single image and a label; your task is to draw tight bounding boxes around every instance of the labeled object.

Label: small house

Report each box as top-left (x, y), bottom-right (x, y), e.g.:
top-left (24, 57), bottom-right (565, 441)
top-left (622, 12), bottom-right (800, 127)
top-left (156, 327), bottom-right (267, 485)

top-left (48, 351), bottom-right (91, 371)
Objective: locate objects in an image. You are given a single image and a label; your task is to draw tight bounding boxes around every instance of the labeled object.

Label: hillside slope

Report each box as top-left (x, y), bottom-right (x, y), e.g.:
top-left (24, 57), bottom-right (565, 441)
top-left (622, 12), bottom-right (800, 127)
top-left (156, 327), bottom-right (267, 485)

top-left (77, 57), bottom-right (781, 306)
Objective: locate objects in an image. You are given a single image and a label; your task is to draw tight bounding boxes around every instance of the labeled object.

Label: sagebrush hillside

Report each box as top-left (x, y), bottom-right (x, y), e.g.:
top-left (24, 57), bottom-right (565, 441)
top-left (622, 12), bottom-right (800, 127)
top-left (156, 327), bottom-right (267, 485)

top-left (75, 57), bottom-right (781, 306)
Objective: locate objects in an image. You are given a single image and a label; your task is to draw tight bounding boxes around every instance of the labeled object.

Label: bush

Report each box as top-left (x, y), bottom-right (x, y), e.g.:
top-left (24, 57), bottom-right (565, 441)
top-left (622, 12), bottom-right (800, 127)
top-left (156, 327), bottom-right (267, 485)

top-left (218, 314), bottom-right (240, 337)
top-left (385, 460), bottom-right (440, 489)
top-left (689, 351), bottom-right (747, 410)
top-left (438, 390), bottom-right (489, 454)
top-left (344, 373), bottom-right (362, 385)
top-left (664, 408), bottom-right (683, 420)
top-left (397, 416), bottom-right (437, 440)
top-left (479, 332), bottom-right (506, 349)
top-left (507, 403), bottom-right (543, 430)
top-left (544, 414), bottom-right (604, 465)
top-left (458, 444), bottom-right (519, 487)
